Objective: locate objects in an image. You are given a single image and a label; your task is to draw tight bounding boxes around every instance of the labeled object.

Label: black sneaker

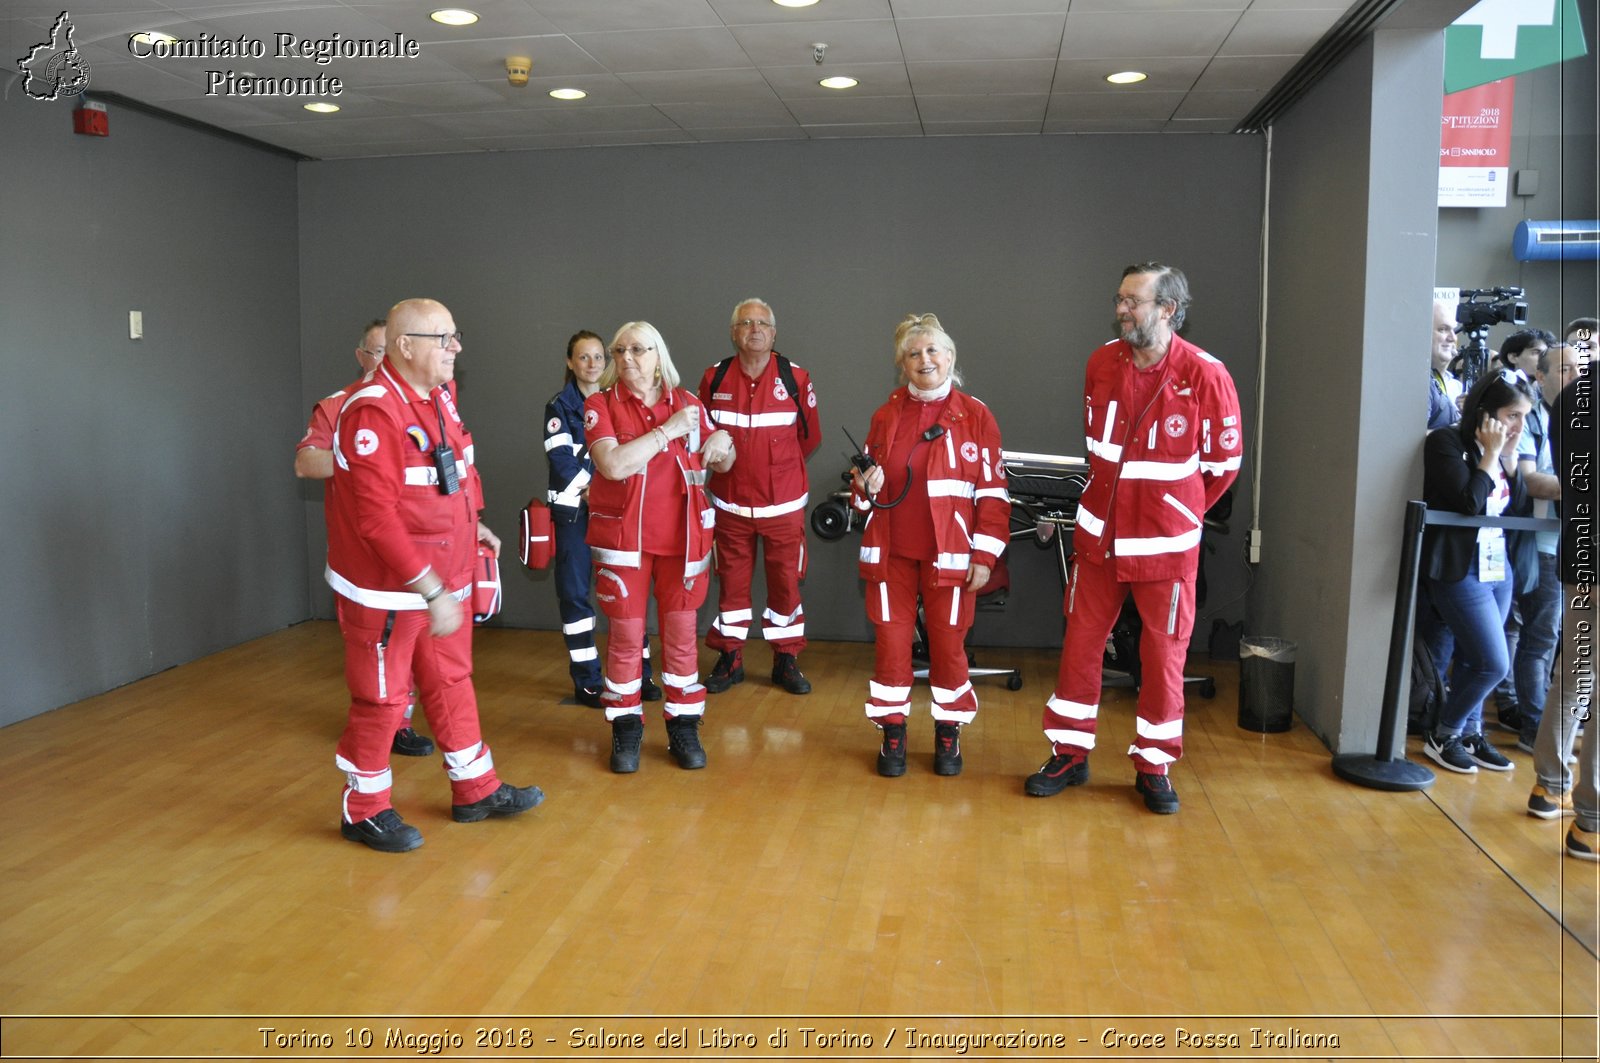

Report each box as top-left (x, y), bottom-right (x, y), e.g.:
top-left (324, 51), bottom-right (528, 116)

top-left (391, 727), bottom-right (434, 757)
top-left (575, 686), bottom-right (604, 709)
top-left (771, 653), bottom-right (812, 695)
top-left (341, 808), bottom-right (423, 853)
top-left (1135, 772), bottom-right (1179, 814)
top-left (641, 676), bottom-right (664, 702)
top-left (877, 722), bottom-right (907, 777)
top-left (665, 715), bottom-right (707, 770)
top-left (1463, 732), bottom-right (1513, 772)
top-left (1567, 823), bottom-right (1600, 862)
top-left (610, 715), bottom-right (644, 774)
top-left (1423, 732), bottom-right (1477, 774)
top-left (1024, 752), bottom-right (1089, 796)
top-left (933, 722), bottom-right (963, 776)
top-left (705, 650), bottom-right (745, 694)
top-left (453, 782), bottom-right (545, 823)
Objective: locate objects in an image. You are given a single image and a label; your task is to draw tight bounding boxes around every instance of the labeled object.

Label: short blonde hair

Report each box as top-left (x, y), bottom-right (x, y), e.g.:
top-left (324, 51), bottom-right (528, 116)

top-left (894, 312), bottom-right (962, 387)
top-left (601, 321), bottom-right (680, 391)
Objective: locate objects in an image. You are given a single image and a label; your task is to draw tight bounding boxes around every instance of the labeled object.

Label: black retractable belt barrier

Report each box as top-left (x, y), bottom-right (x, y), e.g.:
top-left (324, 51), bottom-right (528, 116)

top-left (1332, 501), bottom-right (1558, 791)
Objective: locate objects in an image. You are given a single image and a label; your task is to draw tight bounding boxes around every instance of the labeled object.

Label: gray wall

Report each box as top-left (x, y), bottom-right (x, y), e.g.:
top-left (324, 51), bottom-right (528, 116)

top-left (296, 135), bottom-right (1266, 651)
top-left (0, 91), bottom-right (305, 727)
top-left (1436, 0), bottom-right (1598, 339)
top-left (1253, 29), bottom-right (1448, 753)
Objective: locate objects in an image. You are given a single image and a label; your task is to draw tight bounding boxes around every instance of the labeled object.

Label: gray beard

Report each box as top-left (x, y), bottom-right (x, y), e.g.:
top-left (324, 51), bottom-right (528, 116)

top-left (1117, 317), bottom-right (1160, 350)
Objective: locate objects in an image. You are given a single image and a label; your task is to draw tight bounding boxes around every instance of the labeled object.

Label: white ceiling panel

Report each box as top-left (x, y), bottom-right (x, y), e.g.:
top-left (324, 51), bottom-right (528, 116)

top-left (896, 14), bottom-right (1068, 63)
top-left (568, 26), bottom-right (750, 73)
top-left (6, 0), bottom-right (1377, 158)
top-left (906, 58), bottom-right (1055, 95)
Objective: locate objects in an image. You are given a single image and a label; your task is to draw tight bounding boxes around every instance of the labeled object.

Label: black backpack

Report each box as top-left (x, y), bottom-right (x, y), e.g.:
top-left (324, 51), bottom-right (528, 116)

top-left (1407, 637), bottom-right (1444, 736)
top-left (707, 353), bottom-right (809, 440)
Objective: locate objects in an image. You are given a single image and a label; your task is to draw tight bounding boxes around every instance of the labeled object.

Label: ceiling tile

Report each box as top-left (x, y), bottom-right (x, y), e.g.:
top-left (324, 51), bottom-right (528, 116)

top-left (915, 93), bottom-right (1047, 123)
top-left (763, 61), bottom-right (912, 98)
top-left (706, 0), bottom-right (894, 25)
top-left (925, 120), bottom-right (1043, 135)
top-left (1046, 90), bottom-right (1186, 121)
top-left (1171, 88), bottom-right (1263, 120)
top-left (419, 35), bottom-right (609, 81)
top-left (728, 18), bottom-right (904, 66)
top-left (618, 66), bottom-right (782, 103)
top-left (348, 1), bottom-right (565, 41)
top-left (689, 124), bottom-right (808, 142)
top-left (1051, 56), bottom-right (1208, 93)
top-left (892, 0), bottom-right (1071, 14)
top-left (569, 26), bottom-right (751, 73)
top-left (526, 0), bottom-right (723, 33)
top-left (653, 97), bottom-right (800, 127)
top-left (1192, 54), bottom-right (1300, 92)
top-left (801, 121), bottom-right (924, 138)
top-left (1059, 9), bottom-right (1239, 59)
top-left (896, 13), bottom-right (1068, 62)
top-left (906, 59), bottom-right (1055, 95)
top-left (1218, 9), bottom-right (1347, 55)
top-left (782, 93), bottom-right (920, 124)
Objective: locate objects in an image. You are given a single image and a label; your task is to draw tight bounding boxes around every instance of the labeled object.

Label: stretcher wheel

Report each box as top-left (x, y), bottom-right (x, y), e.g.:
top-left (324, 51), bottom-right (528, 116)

top-left (1200, 678), bottom-right (1216, 699)
top-left (1006, 672), bottom-right (1023, 691)
top-left (810, 500), bottom-right (850, 541)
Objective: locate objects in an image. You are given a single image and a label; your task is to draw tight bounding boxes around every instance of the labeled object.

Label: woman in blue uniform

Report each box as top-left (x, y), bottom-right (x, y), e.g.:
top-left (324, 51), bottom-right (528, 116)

top-left (543, 330), bottom-right (660, 706)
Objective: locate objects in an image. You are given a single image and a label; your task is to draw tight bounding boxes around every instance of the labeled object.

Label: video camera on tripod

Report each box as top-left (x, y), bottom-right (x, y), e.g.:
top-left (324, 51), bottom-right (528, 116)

top-left (1449, 286), bottom-right (1529, 390)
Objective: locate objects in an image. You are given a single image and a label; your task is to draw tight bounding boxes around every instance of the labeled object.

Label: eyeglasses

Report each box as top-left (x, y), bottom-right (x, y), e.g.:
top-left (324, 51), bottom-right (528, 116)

top-left (611, 344), bottom-right (655, 358)
top-left (358, 346), bottom-right (385, 358)
top-left (1113, 295), bottom-right (1159, 310)
top-left (734, 319), bottom-right (775, 330)
top-left (405, 330), bottom-right (463, 346)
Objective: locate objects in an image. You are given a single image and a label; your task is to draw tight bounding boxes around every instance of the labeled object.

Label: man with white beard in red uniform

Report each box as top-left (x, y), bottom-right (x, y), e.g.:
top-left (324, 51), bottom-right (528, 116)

top-left (327, 298), bottom-right (543, 852)
top-left (1025, 264), bottom-right (1241, 814)
top-left (698, 299), bottom-right (822, 695)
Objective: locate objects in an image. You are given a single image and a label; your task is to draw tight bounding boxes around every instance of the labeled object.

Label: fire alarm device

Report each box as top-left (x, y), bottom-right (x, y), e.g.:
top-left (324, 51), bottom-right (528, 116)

top-left (73, 99), bottom-right (108, 136)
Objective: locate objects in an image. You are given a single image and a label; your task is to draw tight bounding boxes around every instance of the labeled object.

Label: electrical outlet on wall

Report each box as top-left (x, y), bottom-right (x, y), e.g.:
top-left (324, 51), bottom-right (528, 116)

top-left (129, 310), bottom-right (143, 340)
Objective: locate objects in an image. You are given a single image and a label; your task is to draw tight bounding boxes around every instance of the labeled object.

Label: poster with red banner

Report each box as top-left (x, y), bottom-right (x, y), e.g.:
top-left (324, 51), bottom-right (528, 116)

top-left (1439, 77), bottom-right (1515, 207)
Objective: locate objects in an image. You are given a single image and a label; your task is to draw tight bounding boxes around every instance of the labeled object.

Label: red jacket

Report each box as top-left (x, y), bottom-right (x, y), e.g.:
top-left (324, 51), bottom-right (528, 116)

top-left (697, 353), bottom-right (821, 518)
top-left (1074, 333), bottom-right (1242, 581)
top-left (325, 361), bottom-right (483, 609)
top-left (583, 384), bottom-right (716, 576)
top-left (852, 387), bottom-right (1011, 586)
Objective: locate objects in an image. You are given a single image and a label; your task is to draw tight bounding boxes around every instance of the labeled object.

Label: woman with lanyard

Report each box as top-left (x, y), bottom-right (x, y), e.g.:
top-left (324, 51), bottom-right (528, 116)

top-left (850, 314), bottom-right (1011, 778)
top-left (1420, 369), bottom-right (1535, 774)
top-left (584, 322), bottom-right (735, 773)
top-left (542, 330), bottom-right (662, 708)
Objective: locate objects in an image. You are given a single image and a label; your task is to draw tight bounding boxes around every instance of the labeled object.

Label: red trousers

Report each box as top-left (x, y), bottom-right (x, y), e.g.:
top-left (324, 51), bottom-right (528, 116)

top-left (595, 553), bottom-right (707, 721)
top-left (864, 554), bottom-right (979, 725)
top-left (334, 597), bottom-right (500, 822)
top-left (1042, 559), bottom-right (1195, 772)
top-left (707, 510), bottom-right (808, 658)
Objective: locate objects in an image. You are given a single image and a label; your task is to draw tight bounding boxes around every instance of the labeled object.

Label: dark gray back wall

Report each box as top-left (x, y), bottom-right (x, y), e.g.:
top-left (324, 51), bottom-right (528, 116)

top-left (297, 134), bottom-right (1265, 648)
top-left (0, 92), bottom-right (305, 727)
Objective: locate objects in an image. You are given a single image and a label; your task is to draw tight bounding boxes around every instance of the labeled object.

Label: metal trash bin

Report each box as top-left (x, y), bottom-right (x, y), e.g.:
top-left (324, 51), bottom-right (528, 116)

top-left (1239, 637), bottom-right (1295, 733)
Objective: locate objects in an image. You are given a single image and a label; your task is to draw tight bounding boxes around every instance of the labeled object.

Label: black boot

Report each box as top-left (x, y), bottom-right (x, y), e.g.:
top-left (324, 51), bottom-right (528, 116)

top-left (877, 722), bottom-right (907, 777)
top-left (933, 721), bottom-right (963, 776)
top-left (771, 652), bottom-right (812, 695)
top-left (610, 715), bottom-right (644, 774)
top-left (666, 715), bottom-right (707, 770)
top-left (705, 650), bottom-right (745, 694)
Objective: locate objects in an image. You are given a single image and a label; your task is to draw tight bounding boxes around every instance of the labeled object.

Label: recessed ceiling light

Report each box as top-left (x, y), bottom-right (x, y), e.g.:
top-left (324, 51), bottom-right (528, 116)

top-left (549, 88), bottom-right (586, 100)
top-left (304, 102), bottom-right (341, 113)
top-left (819, 76), bottom-right (857, 89)
top-left (130, 31), bottom-right (178, 46)
top-left (429, 9), bottom-right (479, 26)
top-left (1105, 71), bottom-right (1148, 85)
top-left (773, 1), bottom-right (821, 7)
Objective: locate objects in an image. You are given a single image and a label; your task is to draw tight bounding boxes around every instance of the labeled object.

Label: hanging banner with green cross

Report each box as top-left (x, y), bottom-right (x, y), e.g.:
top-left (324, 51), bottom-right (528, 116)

top-left (1444, 0), bottom-right (1590, 94)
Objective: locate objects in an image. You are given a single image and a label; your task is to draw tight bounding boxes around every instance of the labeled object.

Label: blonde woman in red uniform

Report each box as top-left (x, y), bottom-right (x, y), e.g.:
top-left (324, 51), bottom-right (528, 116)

top-left (850, 314), bottom-right (1011, 778)
top-left (584, 322), bottom-right (736, 773)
